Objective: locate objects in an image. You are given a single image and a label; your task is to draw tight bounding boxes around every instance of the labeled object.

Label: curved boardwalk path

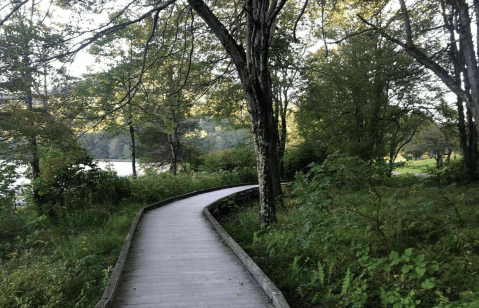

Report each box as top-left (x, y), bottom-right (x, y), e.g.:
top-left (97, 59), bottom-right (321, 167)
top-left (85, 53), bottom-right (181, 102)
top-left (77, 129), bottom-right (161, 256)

top-left (112, 185), bottom-right (274, 308)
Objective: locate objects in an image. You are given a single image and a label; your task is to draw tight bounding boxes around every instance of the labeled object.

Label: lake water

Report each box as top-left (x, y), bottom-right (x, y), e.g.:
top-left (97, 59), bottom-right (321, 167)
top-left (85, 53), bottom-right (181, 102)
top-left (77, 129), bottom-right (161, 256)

top-left (8, 161), bottom-right (142, 187)
top-left (95, 161), bottom-right (143, 177)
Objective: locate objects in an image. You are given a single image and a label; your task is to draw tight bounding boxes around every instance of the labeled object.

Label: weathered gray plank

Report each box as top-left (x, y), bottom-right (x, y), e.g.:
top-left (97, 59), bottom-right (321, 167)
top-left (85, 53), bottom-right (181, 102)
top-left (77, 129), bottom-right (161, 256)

top-left (112, 186), bottom-right (273, 308)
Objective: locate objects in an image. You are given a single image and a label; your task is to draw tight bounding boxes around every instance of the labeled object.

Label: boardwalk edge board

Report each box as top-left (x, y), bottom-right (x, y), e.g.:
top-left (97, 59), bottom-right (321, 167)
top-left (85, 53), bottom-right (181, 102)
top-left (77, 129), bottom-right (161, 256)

top-left (204, 188), bottom-right (291, 308)
top-left (95, 183), bottom-right (258, 308)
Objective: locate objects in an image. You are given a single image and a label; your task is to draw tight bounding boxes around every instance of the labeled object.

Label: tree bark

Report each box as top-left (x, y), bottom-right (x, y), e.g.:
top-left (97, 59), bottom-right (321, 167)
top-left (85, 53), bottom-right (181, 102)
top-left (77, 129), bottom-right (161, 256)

top-left (187, 0), bottom-right (286, 225)
top-left (168, 120), bottom-right (179, 176)
top-left (458, 20), bottom-right (479, 182)
top-left (444, 5), bottom-right (479, 182)
top-left (475, 0), bottom-right (479, 60)
top-left (466, 106), bottom-right (479, 181)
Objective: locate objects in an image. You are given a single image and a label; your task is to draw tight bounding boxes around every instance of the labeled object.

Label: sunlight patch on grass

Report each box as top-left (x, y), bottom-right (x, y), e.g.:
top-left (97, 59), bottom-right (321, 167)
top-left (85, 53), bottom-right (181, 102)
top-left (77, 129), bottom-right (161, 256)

top-left (395, 158), bottom-right (436, 174)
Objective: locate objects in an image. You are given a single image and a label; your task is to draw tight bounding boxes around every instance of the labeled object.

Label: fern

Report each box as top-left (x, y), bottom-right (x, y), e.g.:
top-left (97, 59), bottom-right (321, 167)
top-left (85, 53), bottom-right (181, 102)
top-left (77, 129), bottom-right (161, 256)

top-left (342, 267), bottom-right (351, 295)
top-left (315, 261), bottom-right (325, 285)
top-left (327, 262), bottom-right (334, 284)
top-left (291, 256), bottom-right (301, 281)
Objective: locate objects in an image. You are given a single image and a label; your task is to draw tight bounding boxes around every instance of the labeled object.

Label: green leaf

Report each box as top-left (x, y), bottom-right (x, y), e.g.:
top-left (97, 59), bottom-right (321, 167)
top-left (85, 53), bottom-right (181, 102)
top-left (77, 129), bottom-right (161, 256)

top-left (415, 267), bottom-right (426, 278)
top-left (404, 248), bottom-right (413, 256)
top-left (359, 255), bottom-right (369, 263)
top-left (402, 264), bottom-right (412, 274)
top-left (421, 279), bottom-right (435, 289)
top-left (428, 264), bottom-right (439, 272)
top-left (387, 295), bottom-right (396, 304)
top-left (389, 251), bottom-right (399, 260)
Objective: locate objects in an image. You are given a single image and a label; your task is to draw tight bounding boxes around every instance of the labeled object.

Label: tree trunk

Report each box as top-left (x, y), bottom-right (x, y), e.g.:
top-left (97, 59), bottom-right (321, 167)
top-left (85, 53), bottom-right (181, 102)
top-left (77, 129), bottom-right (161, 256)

top-left (129, 124), bottom-right (137, 178)
top-left (168, 124), bottom-right (179, 176)
top-left (466, 106), bottom-right (479, 181)
top-left (445, 4), bottom-right (479, 182)
top-left (435, 151), bottom-right (444, 169)
top-left (457, 98), bottom-right (470, 160)
top-left (278, 112), bottom-right (287, 178)
top-left (187, 0), bottom-right (285, 226)
top-left (248, 94), bottom-right (279, 225)
top-left (385, 0), bottom-right (479, 132)
top-left (475, 0), bottom-right (479, 61)
top-left (455, 0), bottom-right (479, 126)
top-left (278, 88), bottom-right (288, 179)
top-left (170, 147), bottom-right (177, 176)
top-left (25, 88), bottom-right (40, 181)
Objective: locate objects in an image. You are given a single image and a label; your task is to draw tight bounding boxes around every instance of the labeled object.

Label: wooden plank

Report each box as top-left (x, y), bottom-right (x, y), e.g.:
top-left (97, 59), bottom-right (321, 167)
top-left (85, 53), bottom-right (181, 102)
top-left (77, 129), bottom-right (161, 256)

top-left (111, 186), bottom-right (274, 308)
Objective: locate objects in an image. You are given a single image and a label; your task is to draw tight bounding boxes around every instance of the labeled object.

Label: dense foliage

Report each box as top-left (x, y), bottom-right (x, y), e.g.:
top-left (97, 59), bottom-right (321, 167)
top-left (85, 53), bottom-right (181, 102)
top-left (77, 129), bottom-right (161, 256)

top-left (0, 168), bottom-right (256, 307)
top-left (2, 0), bottom-right (479, 307)
top-left (192, 145), bottom-right (256, 173)
top-left (222, 153), bottom-right (479, 307)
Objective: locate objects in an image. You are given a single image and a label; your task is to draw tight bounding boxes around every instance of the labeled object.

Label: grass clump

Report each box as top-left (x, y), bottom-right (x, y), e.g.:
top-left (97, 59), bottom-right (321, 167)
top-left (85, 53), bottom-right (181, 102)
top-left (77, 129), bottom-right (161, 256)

top-left (222, 153), bottom-right (479, 307)
top-left (395, 158), bottom-right (437, 174)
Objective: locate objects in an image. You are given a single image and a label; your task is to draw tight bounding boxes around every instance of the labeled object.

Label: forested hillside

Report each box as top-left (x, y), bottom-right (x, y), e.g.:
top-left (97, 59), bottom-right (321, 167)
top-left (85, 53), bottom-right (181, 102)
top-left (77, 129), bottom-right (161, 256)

top-left (78, 118), bottom-right (251, 160)
top-left (1, 0), bottom-right (479, 307)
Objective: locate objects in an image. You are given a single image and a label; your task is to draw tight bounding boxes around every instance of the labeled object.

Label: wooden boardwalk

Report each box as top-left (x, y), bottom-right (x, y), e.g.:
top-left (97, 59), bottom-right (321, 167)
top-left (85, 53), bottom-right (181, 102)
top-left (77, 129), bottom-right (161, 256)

top-left (112, 185), bottom-right (274, 308)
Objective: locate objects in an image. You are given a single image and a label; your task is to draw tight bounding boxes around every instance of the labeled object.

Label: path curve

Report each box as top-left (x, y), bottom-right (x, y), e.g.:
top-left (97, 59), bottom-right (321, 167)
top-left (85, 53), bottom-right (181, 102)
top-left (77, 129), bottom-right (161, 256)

top-left (111, 185), bottom-right (274, 308)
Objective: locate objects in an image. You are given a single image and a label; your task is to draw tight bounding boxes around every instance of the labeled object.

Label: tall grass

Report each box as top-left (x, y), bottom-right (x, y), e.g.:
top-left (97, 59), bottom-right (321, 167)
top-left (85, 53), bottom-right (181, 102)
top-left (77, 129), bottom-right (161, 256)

top-left (0, 169), bottom-right (256, 308)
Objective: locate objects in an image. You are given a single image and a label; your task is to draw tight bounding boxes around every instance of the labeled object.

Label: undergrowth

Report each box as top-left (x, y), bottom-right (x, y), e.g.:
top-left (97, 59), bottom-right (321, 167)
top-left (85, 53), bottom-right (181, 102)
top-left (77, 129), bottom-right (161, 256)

top-left (222, 153), bottom-right (479, 307)
top-left (0, 168), bottom-right (256, 308)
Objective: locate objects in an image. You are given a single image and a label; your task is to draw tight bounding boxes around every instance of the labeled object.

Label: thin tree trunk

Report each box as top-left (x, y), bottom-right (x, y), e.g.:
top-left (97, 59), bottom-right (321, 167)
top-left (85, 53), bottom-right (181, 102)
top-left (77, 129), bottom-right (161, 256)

top-left (455, 0), bottom-right (479, 129)
top-left (446, 5), bottom-right (478, 182)
top-left (168, 123), bottom-right (178, 176)
top-left (457, 98), bottom-right (470, 164)
top-left (129, 124), bottom-right (137, 178)
top-left (23, 60), bottom-right (40, 181)
top-left (466, 106), bottom-right (479, 181)
top-left (278, 113), bottom-right (287, 178)
top-left (475, 0), bottom-right (479, 61)
top-left (170, 145), bottom-right (177, 176)
top-left (278, 88), bottom-right (288, 178)
top-left (461, 45), bottom-right (479, 182)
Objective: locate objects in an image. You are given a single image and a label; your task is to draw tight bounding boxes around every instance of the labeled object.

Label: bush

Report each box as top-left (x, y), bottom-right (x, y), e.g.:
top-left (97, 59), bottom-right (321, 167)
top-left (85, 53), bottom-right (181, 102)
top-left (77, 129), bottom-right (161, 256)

top-left (222, 153), bottom-right (479, 307)
top-left (283, 142), bottom-right (327, 179)
top-left (424, 159), bottom-right (468, 185)
top-left (0, 160), bottom-right (26, 241)
top-left (196, 145), bottom-right (256, 173)
top-left (129, 168), bottom-right (257, 204)
top-left (1, 151), bottom-right (262, 308)
top-left (33, 152), bottom-right (131, 222)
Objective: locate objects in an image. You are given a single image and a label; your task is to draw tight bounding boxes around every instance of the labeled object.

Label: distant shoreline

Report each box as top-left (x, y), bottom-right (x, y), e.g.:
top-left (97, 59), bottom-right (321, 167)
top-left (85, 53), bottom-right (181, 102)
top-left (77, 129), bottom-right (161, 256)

top-left (95, 159), bottom-right (134, 163)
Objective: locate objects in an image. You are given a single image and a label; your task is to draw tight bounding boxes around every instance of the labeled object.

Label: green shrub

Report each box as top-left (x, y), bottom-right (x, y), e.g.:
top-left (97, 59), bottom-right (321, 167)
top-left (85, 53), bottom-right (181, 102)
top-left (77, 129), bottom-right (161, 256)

top-left (283, 142), bottom-right (327, 179)
top-left (33, 152), bottom-right (131, 222)
top-left (129, 168), bottom-right (257, 204)
top-left (222, 154), bottom-right (479, 307)
top-left (424, 159), bottom-right (468, 185)
top-left (197, 145), bottom-right (256, 173)
top-left (1, 162), bottom-right (263, 308)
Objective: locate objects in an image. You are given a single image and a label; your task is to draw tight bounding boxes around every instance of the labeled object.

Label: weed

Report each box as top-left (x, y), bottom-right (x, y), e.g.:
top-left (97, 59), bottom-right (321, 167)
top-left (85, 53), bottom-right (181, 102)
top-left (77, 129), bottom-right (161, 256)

top-left (221, 154), bottom-right (479, 307)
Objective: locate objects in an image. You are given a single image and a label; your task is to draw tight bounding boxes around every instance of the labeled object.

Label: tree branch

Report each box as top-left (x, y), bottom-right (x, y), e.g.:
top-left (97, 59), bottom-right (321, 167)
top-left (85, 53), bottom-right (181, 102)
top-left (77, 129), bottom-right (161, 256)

top-left (293, 0), bottom-right (308, 43)
top-left (0, 0), bottom-right (30, 27)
